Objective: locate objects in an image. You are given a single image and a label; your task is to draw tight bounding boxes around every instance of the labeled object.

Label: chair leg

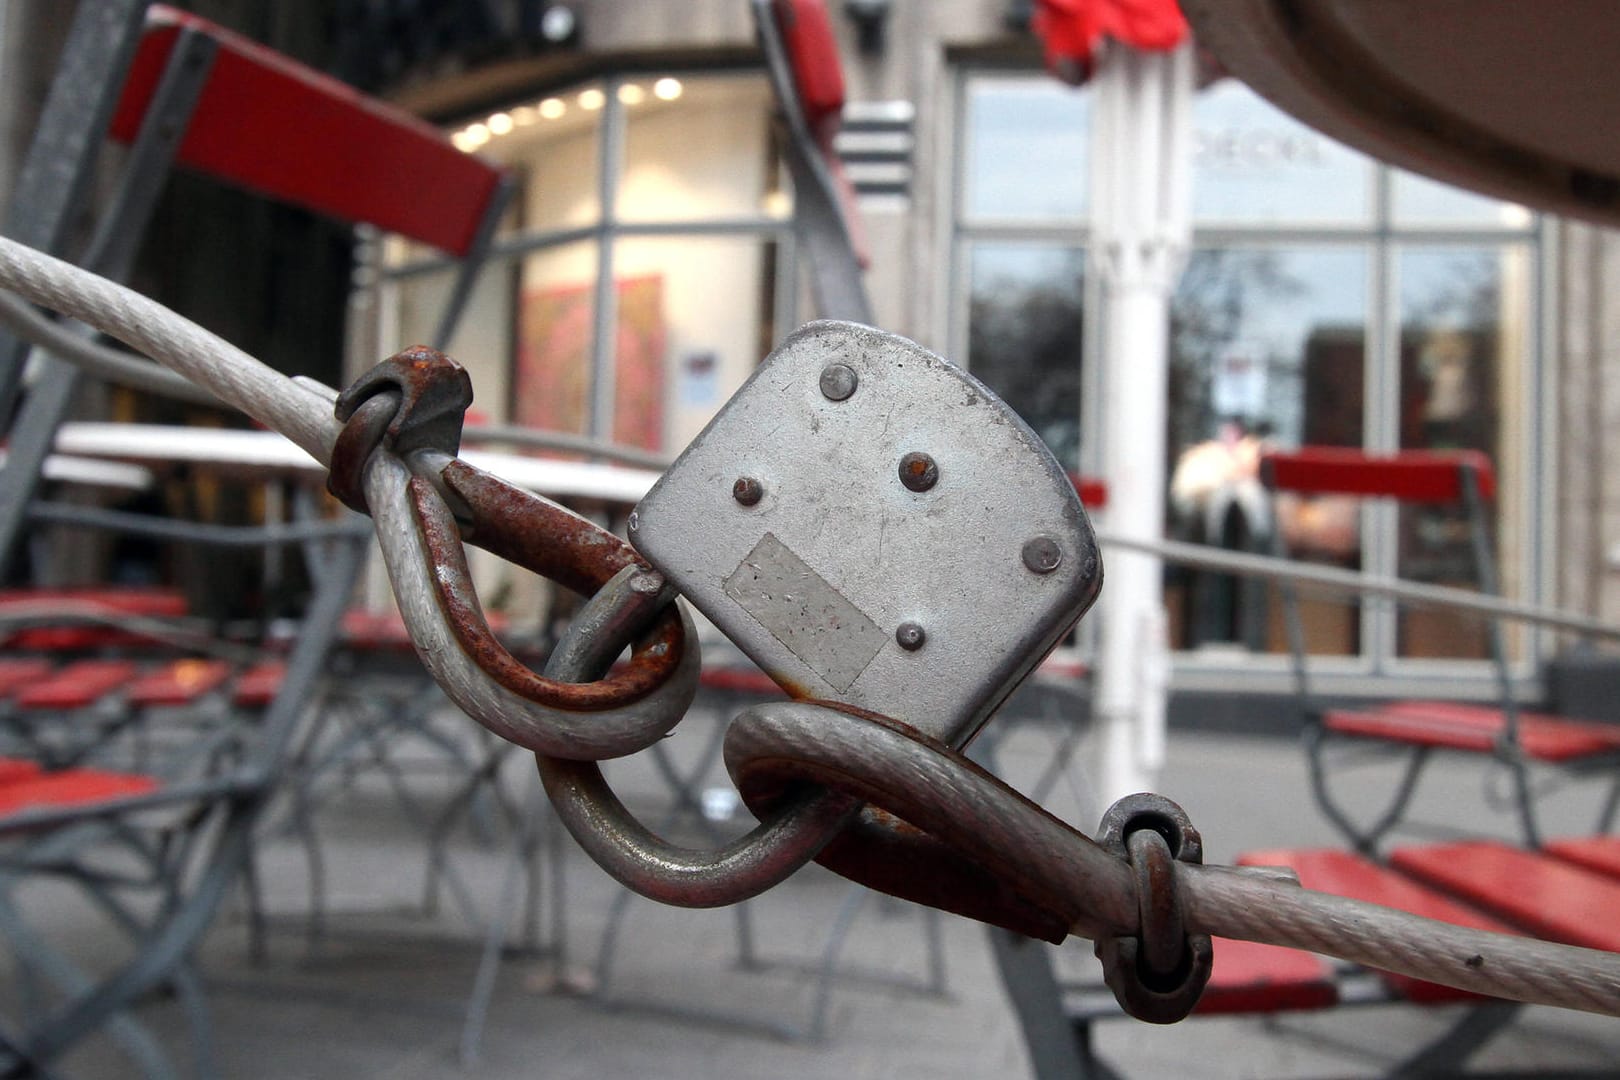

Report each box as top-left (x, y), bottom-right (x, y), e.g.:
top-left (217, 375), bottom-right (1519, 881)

top-left (1390, 1000), bottom-right (1521, 1077)
top-left (1306, 724), bottom-right (1431, 855)
top-left (985, 926), bottom-right (1106, 1080)
top-left (1504, 753), bottom-right (1544, 849)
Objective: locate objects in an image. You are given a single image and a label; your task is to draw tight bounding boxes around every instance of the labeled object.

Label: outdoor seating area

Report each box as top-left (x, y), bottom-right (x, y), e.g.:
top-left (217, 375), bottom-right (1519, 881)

top-left (2, 0), bottom-right (1620, 1078)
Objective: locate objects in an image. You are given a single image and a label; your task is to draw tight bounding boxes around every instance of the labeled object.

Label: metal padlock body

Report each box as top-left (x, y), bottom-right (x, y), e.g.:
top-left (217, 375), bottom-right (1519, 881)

top-left (630, 320), bottom-right (1102, 749)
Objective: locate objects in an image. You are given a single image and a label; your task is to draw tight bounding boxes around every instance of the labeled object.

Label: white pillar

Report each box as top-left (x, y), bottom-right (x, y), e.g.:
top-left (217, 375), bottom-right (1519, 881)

top-left (1089, 40), bottom-right (1193, 805)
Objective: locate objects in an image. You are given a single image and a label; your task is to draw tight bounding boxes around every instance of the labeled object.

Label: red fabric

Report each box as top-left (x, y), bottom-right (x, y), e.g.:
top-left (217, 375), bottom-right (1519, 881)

top-left (1546, 836), bottom-right (1620, 881)
top-left (771, 0), bottom-right (846, 145)
top-left (1032, 0), bottom-right (1188, 85)
top-left (126, 659), bottom-right (232, 707)
top-left (699, 666), bottom-right (785, 697)
top-left (1323, 701), bottom-right (1620, 763)
top-left (1261, 447), bottom-right (1496, 503)
top-left (0, 659), bottom-right (52, 698)
top-left (1391, 841), bottom-right (1620, 953)
top-left (1070, 474), bottom-right (1108, 509)
top-left (0, 768), bottom-right (160, 817)
top-left (1238, 848), bottom-right (1510, 1003)
top-left (0, 758), bottom-right (43, 784)
top-left (0, 587), bottom-right (188, 650)
top-left (109, 6), bottom-right (508, 255)
top-left (231, 661), bottom-right (285, 708)
top-left (14, 660), bottom-right (139, 710)
top-left (1197, 937), bottom-right (1337, 1014)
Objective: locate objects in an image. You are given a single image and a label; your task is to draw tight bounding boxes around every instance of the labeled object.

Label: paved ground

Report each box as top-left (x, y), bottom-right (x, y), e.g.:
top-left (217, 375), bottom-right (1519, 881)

top-left (8, 689), bottom-right (1620, 1078)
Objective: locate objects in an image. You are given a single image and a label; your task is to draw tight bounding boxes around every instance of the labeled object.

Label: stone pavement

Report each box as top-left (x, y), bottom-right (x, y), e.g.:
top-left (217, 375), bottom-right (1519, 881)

top-left (10, 701), bottom-right (1620, 1078)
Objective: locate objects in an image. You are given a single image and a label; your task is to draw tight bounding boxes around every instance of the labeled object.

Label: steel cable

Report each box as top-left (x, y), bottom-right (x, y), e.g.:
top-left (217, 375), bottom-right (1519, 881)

top-left (1, 231), bottom-right (1618, 1016)
top-left (726, 700), bottom-right (1620, 1016)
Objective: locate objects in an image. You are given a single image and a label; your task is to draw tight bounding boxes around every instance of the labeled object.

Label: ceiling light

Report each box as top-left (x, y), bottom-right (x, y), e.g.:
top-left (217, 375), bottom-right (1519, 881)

top-left (653, 77), bottom-right (683, 101)
top-left (618, 83), bottom-right (646, 106)
top-left (487, 112), bottom-right (514, 136)
top-left (512, 106), bottom-right (539, 126)
top-left (539, 97), bottom-right (566, 120)
top-left (578, 87), bottom-right (605, 111)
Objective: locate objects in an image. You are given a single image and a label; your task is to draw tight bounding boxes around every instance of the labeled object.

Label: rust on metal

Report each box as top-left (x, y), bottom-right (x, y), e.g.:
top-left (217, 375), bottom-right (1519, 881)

top-left (729, 699), bottom-right (1084, 943)
top-left (441, 460), bottom-right (641, 598)
top-left (1093, 792), bottom-right (1213, 1023)
top-left (327, 391), bottom-right (396, 514)
top-left (334, 345), bottom-right (473, 457)
top-left (410, 472), bottom-right (687, 711)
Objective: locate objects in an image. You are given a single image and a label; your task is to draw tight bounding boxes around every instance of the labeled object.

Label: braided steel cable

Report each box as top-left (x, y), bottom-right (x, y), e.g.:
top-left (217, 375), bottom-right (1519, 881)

top-left (1, 232), bottom-right (1619, 1017)
top-left (726, 700), bottom-right (1620, 1017)
top-left (0, 235), bottom-right (336, 461)
top-left (0, 290), bottom-right (222, 406)
top-left (1182, 865), bottom-right (1620, 1015)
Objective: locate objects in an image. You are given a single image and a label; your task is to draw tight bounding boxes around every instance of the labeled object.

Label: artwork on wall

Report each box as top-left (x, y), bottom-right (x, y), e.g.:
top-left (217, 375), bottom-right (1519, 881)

top-left (514, 273), bottom-right (666, 452)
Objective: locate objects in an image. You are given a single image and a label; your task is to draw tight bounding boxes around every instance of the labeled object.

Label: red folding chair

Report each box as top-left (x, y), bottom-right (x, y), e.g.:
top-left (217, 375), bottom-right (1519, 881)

top-left (1262, 447), bottom-right (1620, 852)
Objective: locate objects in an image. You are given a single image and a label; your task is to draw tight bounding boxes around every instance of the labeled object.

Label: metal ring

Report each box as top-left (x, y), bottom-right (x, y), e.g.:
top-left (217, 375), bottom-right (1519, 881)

top-left (722, 699), bottom-right (1140, 943)
top-left (407, 469), bottom-right (690, 714)
top-left (362, 450), bottom-right (700, 760)
top-left (1093, 793), bottom-right (1214, 1023)
top-left (534, 589), bottom-right (859, 909)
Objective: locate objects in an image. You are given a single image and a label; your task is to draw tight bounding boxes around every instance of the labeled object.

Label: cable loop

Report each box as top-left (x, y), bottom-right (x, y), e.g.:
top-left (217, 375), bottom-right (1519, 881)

top-left (328, 349), bottom-right (701, 760)
top-left (1094, 793), bottom-right (1214, 1024)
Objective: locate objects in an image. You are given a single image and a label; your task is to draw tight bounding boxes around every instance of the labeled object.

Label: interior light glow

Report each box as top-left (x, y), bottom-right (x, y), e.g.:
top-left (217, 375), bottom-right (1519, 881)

top-left (461, 123), bottom-right (490, 148)
top-left (539, 97), bottom-right (566, 120)
top-left (617, 83), bottom-right (646, 106)
top-left (578, 87), bottom-right (606, 111)
top-left (653, 77), bottom-right (683, 101)
top-left (512, 105), bottom-right (539, 125)
top-left (487, 112), bottom-right (514, 136)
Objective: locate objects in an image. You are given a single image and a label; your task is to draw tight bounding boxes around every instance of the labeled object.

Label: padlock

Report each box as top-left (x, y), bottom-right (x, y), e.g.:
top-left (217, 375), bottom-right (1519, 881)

top-left (629, 320), bottom-right (1101, 749)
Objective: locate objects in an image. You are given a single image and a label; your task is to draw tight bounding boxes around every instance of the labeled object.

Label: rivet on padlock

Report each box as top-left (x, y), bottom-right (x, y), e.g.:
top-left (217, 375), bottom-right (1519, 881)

top-left (629, 320), bottom-right (1102, 749)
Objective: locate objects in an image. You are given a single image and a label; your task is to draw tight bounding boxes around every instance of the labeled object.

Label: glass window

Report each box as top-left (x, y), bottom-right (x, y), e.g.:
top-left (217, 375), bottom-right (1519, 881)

top-left (385, 262), bottom-right (515, 421)
top-left (1393, 170), bottom-right (1532, 228)
top-left (965, 244), bottom-right (1084, 471)
top-left (1166, 248), bottom-right (1368, 654)
top-left (608, 235), bottom-right (780, 454)
top-left (1395, 245), bottom-right (1531, 659)
top-left (512, 241), bottom-right (599, 439)
top-left (454, 86), bottom-right (604, 233)
top-left (1191, 82), bottom-right (1372, 225)
top-left (961, 77), bottom-right (1089, 223)
top-left (617, 76), bottom-right (782, 223)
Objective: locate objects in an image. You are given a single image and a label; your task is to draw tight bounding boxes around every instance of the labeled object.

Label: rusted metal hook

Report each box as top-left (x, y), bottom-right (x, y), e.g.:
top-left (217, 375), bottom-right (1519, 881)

top-left (332, 348), bottom-right (700, 760)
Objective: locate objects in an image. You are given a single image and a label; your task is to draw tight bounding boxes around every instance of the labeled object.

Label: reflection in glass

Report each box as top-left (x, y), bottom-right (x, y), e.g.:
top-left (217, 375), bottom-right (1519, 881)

top-left (1396, 246), bottom-right (1529, 659)
top-left (1166, 247), bottom-right (1368, 654)
top-left (607, 235), bottom-right (778, 455)
top-left (962, 78), bottom-right (1088, 223)
top-left (471, 83), bottom-right (601, 232)
top-left (388, 261), bottom-right (516, 420)
top-left (618, 77), bottom-right (782, 223)
top-left (514, 242), bottom-right (599, 438)
top-left (1393, 170), bottom-right (1531, 228)
top-left (965, 244), bottom-right (1083, 471)
top-left (1191, 82), bottom-right (1371, 224)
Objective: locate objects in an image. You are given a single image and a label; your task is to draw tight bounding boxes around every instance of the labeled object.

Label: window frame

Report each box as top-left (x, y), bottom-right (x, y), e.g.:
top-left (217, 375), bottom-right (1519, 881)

top-left (947, 66), bottom-right (1551, 694)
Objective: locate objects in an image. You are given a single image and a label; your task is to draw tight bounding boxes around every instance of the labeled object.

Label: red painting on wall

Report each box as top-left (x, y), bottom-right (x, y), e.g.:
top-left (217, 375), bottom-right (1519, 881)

top-left (514, 273), bottom-right (665, 452)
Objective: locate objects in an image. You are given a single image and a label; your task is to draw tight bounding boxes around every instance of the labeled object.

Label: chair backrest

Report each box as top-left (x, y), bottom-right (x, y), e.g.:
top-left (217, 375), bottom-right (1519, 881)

top-left (108, 5), bottom-right (511, 258)
top-left (1261, 447), bottom-right (1496, 505)
top-left (755, 0), bottom-right (873, 320)
top-left (1259, 445), bottom-right (1512, 714)
top-left (0, 3), bottom-right (513, 574)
